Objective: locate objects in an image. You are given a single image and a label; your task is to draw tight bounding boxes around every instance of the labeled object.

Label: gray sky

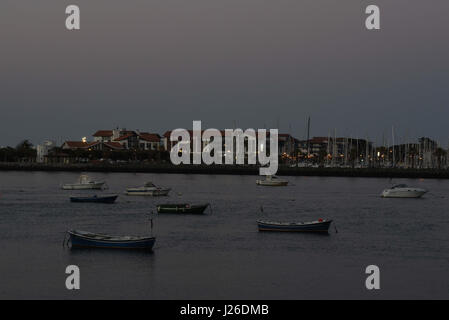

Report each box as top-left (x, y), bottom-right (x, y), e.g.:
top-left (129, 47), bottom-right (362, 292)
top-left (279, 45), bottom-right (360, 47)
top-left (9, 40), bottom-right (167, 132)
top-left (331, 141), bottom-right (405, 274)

top-left (1, 0), bottom-right (449, 147)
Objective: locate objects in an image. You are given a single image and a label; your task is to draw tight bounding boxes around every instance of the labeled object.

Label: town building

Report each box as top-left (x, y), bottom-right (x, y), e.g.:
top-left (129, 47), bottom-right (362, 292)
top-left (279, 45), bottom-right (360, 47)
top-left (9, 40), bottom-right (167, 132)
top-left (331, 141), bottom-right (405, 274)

top-left (62, 141), bottom-right (124, 151)
top-left (36, 140), bottom-right (55, 163)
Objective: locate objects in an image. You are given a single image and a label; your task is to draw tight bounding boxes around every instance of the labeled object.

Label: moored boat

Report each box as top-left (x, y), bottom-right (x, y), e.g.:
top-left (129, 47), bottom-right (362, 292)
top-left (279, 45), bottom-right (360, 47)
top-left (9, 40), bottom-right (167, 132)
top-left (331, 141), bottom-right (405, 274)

top-left (66, 230), bottom-right (156, 250)
top-left (126, 182), bottom-right (171, 196)
top-left (70, 194), bottom-right (118, 204)
top-left (257, 219), bottom-right (332, 233)
top-left (256, 175), bottom-right (288, 186)
top-left (62, 175), bottom-right (105, 190)
top-left (381, 184), bottom-right (428, 198)
top-left (157, 203), bottom-right (210, 214)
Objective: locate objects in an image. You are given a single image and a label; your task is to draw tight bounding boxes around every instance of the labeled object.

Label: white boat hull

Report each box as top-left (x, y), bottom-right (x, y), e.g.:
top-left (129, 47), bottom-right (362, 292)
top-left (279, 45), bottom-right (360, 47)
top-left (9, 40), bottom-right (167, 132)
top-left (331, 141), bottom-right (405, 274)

top-left (381, 189), bottom-right (427, 198)
top-left (62, 182), bottom-right (105, 190)
top-left (256, 180), bottom-right (288, 186)
top-left (126, 188), bottom-right (171, 196)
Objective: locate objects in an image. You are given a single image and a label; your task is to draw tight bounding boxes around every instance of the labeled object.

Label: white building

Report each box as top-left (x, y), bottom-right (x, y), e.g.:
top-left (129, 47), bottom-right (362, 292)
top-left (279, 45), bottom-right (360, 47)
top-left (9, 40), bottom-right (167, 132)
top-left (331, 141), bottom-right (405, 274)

top-left (36, 140), bottom-right (55, 163)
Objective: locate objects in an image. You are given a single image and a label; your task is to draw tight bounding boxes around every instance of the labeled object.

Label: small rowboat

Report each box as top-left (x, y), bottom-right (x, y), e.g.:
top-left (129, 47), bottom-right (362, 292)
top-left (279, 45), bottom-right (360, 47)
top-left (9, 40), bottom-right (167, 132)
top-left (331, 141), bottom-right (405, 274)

top-left (70, 194), bottom-right (118, 204)
top-left (157, 203), bottom-right (210, 214)
top-left (257, 219), bottom-right (332, 233)
top-left (66, 230), bottom-right (156, 250)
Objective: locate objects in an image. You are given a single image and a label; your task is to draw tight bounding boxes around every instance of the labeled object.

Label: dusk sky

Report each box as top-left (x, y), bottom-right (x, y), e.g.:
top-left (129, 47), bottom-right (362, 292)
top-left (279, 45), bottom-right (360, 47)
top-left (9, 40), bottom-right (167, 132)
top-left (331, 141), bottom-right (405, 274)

top-left (1, 0), bottom-right (449, 147)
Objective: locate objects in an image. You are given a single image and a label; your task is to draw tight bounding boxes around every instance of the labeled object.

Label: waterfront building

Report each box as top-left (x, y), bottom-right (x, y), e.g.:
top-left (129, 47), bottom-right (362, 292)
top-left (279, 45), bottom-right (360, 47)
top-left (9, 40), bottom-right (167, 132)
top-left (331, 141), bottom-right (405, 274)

top-left (62, 141), bottom-right (124, 151)
top-left (36, 140), bottom-right (55, 163)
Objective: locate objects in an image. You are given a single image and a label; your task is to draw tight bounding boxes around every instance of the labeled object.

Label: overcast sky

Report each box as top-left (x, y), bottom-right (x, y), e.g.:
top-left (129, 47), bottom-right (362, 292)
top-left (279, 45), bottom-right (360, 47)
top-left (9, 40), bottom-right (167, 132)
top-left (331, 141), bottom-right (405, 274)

top-left (1, 0), bottom-right (449, 147)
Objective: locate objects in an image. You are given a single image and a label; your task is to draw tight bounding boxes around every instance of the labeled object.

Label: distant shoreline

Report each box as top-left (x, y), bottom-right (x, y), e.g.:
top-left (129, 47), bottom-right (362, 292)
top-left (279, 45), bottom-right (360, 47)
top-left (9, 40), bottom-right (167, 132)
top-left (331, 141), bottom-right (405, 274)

top-left (1, 162), bottom-right (449, 179)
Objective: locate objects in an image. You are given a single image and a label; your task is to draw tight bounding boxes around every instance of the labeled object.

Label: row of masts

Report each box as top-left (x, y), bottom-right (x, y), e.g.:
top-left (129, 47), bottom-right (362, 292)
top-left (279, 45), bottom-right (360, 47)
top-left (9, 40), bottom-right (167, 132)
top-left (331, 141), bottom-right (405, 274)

top-left (298, 118), bottom-right (448, 169)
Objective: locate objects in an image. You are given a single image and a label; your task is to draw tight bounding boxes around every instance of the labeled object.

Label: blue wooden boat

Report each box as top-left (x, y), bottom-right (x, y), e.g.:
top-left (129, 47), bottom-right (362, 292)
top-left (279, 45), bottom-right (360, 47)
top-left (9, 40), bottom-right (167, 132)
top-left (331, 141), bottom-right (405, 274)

top-left (70, 194), bottom-right (118, 204)
top-left (67, 230), bottom-right (156, 250)
top-left (257, 219), bottom-right (332, 233)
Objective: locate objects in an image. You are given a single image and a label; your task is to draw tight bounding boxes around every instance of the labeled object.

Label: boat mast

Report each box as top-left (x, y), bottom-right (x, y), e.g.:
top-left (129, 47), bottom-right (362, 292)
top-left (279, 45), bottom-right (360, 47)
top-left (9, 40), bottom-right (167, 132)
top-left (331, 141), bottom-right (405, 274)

top-left (392, 126), bottom-right (395, 168)
top-left (306, 116), bottom-right (311, 161)
top-left (333, 128), bottom-right (337, 166)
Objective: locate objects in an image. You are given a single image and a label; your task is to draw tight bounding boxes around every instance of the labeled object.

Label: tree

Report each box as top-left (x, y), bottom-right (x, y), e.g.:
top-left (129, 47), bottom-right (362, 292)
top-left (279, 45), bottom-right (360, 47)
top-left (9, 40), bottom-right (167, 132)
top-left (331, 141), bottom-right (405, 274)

top-left (15, 140), bottom-right (36, 162)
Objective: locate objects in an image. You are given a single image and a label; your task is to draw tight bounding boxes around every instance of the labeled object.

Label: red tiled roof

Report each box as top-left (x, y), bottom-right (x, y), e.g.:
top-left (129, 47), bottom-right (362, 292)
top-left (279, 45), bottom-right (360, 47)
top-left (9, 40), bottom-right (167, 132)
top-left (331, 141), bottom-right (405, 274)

top-left (114, 133), bottom-right (135, 141)
top-left (163, 130), bottom-right (227, 138)
top-left (93, 130), bottom-right (113, 137)
top-left (63, 141), bottom-right (124, 150)
top-left (63, 141), bottom-right (92, 149)
top-left (104, 142), bottom-right (124, 150)
top-left (139, 133), bottom-right (161, 142)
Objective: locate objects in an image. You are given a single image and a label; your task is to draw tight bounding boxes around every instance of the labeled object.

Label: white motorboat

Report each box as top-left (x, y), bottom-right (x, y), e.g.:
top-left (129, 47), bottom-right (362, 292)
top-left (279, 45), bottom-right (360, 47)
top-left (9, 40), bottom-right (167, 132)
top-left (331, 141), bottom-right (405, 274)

top-left (62, 175), bottom-right (105, 190)
top-left (125, 182), bottom-right (171, 196)
top-left (256, 175), bottom-right (288, 186)
top-left (381, 184), bottom-right (428, 198)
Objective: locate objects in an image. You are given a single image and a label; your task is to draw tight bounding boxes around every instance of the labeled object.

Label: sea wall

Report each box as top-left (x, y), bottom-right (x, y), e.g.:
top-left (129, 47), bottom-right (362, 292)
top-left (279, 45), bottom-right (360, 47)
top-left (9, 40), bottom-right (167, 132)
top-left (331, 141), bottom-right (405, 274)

top-left (1, 162), bottom-right (449, 179)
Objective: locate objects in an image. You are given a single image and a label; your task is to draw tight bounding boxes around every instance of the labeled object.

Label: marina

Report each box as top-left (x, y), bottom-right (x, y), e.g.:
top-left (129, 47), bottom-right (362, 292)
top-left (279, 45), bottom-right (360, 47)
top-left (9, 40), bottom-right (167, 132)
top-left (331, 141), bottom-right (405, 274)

top-left (2, 0), bottom-right (449, 302)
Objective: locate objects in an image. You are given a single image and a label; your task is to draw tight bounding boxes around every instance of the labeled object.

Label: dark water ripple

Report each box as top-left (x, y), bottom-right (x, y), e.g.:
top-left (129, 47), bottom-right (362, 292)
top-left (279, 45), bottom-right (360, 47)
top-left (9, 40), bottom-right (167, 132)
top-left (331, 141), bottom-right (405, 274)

top-left (0, 171), bottom-right (448, 299)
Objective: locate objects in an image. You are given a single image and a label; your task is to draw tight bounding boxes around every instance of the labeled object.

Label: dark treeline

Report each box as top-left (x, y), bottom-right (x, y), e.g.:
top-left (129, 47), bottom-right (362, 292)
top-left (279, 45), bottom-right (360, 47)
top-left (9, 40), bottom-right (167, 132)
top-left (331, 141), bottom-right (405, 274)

top-left (0, 140), bottom-right (36, 162)
top-left (45, 147), bottom-right (171, 163)
top-left (0, 140), bottom-right (173, 164)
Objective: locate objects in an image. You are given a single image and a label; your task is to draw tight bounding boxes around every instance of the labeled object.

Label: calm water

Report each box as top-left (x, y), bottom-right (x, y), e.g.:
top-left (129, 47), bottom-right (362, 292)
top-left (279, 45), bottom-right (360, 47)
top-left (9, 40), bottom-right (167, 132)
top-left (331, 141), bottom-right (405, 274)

top-left (0, 171), bottom-right (448, 299)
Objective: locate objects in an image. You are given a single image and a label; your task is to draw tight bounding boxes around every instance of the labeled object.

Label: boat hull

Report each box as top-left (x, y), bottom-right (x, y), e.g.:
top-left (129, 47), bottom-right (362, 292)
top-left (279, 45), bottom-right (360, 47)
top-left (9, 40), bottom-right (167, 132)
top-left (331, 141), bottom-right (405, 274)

top-left (70, 195), bottom-right (118, 203)
top-left (68, 231), bottom-right (156, 250)
top-left (62, 182), bottom-right (105, 190)
top-left (381, 189), bottom-right (427, 198)
top-left (257, 220), bottom-right (332, 233)
top-left (256, 181), bottom-right (288, 186)
top-left (126, 188), bottom-right (171, 196)
top-left (157, 204), bottom-right (209, 214)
